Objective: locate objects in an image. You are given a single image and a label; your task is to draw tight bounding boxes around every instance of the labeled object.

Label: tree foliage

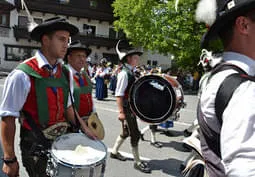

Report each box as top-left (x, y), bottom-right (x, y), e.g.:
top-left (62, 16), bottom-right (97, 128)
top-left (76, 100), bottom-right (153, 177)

top-left (112, 0), bottom-right (207, 69)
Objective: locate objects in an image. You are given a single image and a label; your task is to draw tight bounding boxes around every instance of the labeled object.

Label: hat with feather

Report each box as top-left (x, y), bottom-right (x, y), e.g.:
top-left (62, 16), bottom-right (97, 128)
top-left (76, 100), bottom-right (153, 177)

top-left (115, 40), bottom-right (143, 61)
top-left (196, 0), bottom-right (255, 47)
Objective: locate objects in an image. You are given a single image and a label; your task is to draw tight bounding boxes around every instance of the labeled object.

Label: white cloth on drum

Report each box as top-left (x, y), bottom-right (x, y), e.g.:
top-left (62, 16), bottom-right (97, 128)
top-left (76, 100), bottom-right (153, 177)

top-left (49, 133), bottom-right (107, 177)
top-left (51, 133), bottom-right (106, 165)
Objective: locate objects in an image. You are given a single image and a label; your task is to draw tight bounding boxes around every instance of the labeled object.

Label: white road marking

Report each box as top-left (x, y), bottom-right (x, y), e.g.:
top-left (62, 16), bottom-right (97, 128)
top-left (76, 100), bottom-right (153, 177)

top-left (107, 148), bottom-right (151, 161)
top-left (97, 107), bottom-right (118, 113)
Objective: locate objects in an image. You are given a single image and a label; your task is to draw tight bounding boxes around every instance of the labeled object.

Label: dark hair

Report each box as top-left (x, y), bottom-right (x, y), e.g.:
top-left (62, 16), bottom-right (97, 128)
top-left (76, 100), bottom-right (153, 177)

top-left (218, 20), bottom-right (235, 47)
top-left (40, 30), bottom-right (56, 43)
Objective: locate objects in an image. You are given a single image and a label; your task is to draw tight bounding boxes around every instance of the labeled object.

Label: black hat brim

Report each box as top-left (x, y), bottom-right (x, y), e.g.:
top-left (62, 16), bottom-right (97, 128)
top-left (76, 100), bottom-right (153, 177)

top-left (125, 51), bottom-right (143, 58)
top-left (30, 22), bottom-right (79, 42)
top-left (201, 1), bottom-right (255, 47)
top-left (121, 51), bottom-right (143, 61)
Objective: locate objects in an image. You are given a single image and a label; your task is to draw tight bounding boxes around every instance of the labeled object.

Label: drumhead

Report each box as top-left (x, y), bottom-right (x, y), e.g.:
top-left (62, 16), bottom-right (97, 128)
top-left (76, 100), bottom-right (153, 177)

top-left (51, 133), bottom-right (107, 167)
top-left (129, 75), bottom-right (176, 123)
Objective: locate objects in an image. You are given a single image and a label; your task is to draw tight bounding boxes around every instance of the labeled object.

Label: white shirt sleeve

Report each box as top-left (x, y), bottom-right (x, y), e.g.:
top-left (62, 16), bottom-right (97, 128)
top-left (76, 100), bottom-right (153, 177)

top-left (115, 71), bottom-right (128, 97)
top-left (0, 70), bottom-right (31, 118)
top-left (221, 81), bottom-right (255, 176)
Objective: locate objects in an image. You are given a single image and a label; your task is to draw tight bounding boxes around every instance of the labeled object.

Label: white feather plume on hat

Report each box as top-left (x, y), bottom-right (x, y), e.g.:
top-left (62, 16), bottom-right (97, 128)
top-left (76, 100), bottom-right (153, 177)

top-left (195, 0), bottom-right (217, 26)
top-left (21, 0), bottom-right (38, 32)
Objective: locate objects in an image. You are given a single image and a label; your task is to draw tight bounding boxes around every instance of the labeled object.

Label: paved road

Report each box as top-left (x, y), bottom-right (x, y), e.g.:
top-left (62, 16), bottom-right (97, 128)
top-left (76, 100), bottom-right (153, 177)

top-left (0, 77), bottom-right (198, 177)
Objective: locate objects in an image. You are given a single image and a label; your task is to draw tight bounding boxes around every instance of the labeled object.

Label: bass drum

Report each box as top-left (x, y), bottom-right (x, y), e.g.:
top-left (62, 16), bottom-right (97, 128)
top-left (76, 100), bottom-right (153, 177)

top-left (129, 74), bottom-right (184, 124)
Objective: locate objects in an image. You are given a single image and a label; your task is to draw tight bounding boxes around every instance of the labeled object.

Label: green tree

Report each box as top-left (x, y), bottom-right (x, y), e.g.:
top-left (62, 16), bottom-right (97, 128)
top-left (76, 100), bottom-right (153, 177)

top-left (112, 0), bottom-right (207, 68)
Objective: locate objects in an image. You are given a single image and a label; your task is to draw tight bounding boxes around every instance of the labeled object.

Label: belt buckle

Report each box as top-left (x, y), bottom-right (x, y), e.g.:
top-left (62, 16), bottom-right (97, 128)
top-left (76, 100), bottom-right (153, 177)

top-left (42, 122), bottom-right (70, 140)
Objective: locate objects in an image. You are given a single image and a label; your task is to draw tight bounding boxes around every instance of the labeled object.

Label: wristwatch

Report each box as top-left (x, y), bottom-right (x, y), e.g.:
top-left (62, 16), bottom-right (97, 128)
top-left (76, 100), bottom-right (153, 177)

top-left (2, 156), bottom-right (17, 164)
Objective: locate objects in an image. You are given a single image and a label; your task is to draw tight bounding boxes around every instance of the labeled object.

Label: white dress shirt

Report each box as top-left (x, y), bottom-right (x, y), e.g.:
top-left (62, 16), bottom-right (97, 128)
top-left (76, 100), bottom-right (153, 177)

top-left (200, 52), bottom-right (255, 176)
top-left (0, 51), bottom-right (73, 118)
top-left (115, 64), bottom-right (133, 97)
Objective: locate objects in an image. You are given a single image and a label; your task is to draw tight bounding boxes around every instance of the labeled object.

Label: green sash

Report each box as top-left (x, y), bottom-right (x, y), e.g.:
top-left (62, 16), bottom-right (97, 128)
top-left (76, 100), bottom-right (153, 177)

top-left (73, 70), bottom-right (92, 110)
top-left (17, 63), bottom-right (69, 126)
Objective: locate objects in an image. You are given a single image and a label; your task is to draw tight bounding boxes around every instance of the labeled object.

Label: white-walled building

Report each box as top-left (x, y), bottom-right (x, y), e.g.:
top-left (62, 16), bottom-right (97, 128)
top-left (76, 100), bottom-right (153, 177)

top-left (140, 50), bottom-right (172, 70)
top-left (0, 0), bottom-right (171, 71)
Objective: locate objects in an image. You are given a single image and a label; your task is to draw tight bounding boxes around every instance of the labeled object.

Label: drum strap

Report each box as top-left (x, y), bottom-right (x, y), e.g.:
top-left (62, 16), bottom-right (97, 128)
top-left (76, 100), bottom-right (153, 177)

top-left (201, 63), bottom-right (255, 159)
top-left (21, 111), bottom-right (51, 149)
top-left (212, 63), bottom-right (253, 125)
top-left (62, 65), bottom-right (81, 131)
top-left (215, 73), bottom-right (252, 124)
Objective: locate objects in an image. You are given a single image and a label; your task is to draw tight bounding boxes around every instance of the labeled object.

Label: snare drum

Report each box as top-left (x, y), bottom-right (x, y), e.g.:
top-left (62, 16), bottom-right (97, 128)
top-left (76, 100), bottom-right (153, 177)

top-left (129, 74), bottom-right (184, 124)
top-left (46, 133), bottom-right (107, 177)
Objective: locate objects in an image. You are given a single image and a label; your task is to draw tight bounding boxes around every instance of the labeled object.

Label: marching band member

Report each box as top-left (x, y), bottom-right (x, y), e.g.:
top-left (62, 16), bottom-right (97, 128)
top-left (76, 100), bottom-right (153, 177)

top-left (0, 17), bottom-right (95, 177)
top-left (64, 40), bottom-right (94, 119)
top-left (110, 40), bottom-right (151, 173)
top-left (64, 40), bottom-right (104, 140)
top-left (196, 0), bottom-right (255, 176)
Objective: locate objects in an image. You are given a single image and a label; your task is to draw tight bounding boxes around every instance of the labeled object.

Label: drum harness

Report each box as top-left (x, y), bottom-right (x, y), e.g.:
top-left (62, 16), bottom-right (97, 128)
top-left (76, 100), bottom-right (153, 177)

top-left (181, 62), bottom-right (255, 177)
top-left (20, 66), bottom-right (81, 157)
top-left (198, 62), bottom-right (255, 159)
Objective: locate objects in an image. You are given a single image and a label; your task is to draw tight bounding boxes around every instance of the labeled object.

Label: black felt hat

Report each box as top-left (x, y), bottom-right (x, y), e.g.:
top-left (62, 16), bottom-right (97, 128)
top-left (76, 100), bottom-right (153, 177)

top-left (196, 0), bottom-right (255, 47)
top-left (67, 40), bottom-right (92, 56)
top-left (30, 17), bottom-right (79, 42)
top-left (115, 40), bottom-right (143, 61)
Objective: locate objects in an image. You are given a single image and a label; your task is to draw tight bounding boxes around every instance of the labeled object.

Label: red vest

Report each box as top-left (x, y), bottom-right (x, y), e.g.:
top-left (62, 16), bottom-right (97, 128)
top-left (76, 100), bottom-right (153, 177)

top-left (73, 71), bottom-right (93, 117)
top-left (17, 58), bottom-right (69, 130)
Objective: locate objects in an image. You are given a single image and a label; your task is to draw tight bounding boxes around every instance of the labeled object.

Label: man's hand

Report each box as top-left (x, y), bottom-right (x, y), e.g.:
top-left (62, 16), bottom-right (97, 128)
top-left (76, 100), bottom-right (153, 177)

top-left (79, 118), bottom-right (98, 140)
top-left (2, 161), bottom-right (19, 177)
top-left (118, 112), bottom-right (126, 121)
top-left (83, 126), bottom-right (98, 140)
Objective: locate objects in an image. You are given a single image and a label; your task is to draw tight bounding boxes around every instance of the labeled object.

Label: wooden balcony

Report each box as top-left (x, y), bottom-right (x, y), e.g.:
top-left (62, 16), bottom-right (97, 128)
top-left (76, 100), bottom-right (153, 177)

top-left (13, 25), bottom-right (119, 49)
top-left (14, 0), bottom-right (115, 23)
top-left (73, 32), bottom-right (119, 49)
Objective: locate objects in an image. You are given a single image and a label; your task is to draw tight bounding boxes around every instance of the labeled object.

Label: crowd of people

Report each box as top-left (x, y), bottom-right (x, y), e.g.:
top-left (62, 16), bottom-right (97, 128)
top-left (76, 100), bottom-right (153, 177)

top-left (88, 61), bottom-right (201, 101)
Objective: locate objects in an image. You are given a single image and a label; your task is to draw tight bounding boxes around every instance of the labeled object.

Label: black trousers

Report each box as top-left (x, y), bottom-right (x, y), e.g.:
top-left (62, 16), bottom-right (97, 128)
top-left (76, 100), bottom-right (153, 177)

top-left (20, 128), bottom-right (50, 177)
top-left (120, 105), bottom-right (140, 147)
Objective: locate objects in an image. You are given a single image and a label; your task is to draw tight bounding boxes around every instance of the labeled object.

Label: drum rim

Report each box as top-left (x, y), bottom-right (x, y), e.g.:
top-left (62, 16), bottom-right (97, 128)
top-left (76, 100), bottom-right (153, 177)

top-left (129, 74), bottom-right (177, 123)
top-left (50, 133), bottom-right (107, 167)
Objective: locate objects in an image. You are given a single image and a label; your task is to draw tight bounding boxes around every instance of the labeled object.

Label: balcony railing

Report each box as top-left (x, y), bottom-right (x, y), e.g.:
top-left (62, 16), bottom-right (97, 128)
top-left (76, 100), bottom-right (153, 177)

top-left (74, 32), bottom-right (119, 49)
top-left (13, 25), bottom-right (119, 49)
top-left (15, 0), bottom-right (114, 23)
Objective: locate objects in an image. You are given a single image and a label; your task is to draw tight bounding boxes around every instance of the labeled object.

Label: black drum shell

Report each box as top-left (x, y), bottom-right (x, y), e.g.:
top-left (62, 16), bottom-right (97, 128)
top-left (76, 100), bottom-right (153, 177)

top-left (129, 74), bottom-right (184, 124)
